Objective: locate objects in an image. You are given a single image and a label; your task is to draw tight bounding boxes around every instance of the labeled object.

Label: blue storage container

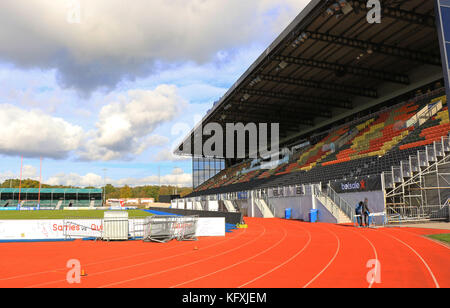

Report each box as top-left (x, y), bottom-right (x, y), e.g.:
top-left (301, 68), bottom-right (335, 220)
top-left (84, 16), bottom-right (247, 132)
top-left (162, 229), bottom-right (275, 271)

top-left (285, 208), bottom-right (292, 219)
top-left (309, 209), bottom-right (318, 223)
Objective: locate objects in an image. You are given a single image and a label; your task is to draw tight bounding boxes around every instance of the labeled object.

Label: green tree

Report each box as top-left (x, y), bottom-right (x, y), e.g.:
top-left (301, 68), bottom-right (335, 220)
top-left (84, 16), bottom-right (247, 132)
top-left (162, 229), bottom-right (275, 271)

top-left (120, 185), bottom-right (132, 198)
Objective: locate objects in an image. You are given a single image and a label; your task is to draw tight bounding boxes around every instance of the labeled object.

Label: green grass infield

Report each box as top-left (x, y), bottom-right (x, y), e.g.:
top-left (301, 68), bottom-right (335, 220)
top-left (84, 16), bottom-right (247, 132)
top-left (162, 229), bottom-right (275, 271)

top-left (0, 209), bottom-right (153, 220)
top-left (426, 233), bottom-right (450, 245)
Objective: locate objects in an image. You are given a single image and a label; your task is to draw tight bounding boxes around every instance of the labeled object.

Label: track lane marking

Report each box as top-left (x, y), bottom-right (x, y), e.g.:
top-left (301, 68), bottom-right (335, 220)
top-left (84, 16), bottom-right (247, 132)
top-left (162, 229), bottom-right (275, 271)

top-left (302, 225), bottom-right (340, 288)
top-left (348, 228), bottom-right (379, 288)
top-left (97, 223), bottom-right (267, 288)
top-left (382, 231), bottom-right (440, 288)
top-left (170, 226), bottom-right (289, 288)
top-left (0, 234), bottom-right (243, 282)
top-left (238, 223), bottom-right (312, 288)
top-left (26, 227), bottom-right (249, 288)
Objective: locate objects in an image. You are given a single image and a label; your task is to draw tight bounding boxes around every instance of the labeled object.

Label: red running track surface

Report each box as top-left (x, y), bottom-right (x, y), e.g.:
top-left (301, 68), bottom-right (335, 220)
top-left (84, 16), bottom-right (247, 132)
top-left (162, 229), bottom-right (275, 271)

top-left (0, 218), bottom-right (448, 288)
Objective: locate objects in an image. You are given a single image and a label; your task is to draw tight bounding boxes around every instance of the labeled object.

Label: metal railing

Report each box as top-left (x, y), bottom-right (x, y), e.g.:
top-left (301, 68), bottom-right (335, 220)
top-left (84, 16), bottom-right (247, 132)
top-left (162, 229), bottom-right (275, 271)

top-left (319, 184), bottom-right (354, 221)
top-left (386, 205), bottom-right (449, 223)
top-left (143, 216), bottom-right (198, 243)
top-left (262, 195), bottom-right (276, 217)
top-left (443, 197), bottom-right (450, 209)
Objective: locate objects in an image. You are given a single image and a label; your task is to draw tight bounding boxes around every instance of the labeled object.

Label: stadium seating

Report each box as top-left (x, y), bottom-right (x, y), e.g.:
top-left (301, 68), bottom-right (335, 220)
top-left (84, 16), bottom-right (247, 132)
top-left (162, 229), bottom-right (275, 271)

top-left (192, 91), bottom-right (448, 196)
top-left (9, 199), bottom-right (103, 208)
top-left (399, 106), bottom-right (449, 150)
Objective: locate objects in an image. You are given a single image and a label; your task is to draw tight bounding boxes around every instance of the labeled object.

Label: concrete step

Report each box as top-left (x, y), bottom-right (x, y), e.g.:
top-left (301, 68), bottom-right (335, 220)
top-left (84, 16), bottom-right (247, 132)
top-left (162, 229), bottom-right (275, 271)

top-left (255, 199), bottom-right (275, 218)
top-left (317, 195), bottom-right (351, 224)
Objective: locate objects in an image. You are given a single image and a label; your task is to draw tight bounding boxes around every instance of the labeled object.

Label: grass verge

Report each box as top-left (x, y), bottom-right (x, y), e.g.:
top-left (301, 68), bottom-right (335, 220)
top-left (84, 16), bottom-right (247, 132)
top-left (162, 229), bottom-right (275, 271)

top-left (426, 233), bottom-right (450, 245)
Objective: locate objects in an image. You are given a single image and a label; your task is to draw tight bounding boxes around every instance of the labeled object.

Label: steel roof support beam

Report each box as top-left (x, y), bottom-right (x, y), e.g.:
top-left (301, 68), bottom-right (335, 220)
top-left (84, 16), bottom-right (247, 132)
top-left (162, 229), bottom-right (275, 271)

top-left (351, 0), bottom-right (436, 27)
top-left (275, 55), bottom-right (410, 84)
top-left (222, 109), bottom-right (326, 123)
top-left (226, 106), bottom-right (325, 119)
top-left (256, 73), bottom-right (378, 98)
top-left (240, 88), bottom-right (353, 110)
top-left (302, 31), bottom-right (441, 66)
top-left (226, 101), bottom-right (333, 119)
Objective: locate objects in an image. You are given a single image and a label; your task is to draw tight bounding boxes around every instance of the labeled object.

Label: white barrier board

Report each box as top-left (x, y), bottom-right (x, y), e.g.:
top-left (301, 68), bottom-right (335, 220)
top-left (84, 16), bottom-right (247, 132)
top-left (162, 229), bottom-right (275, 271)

top-left (0, 219), bottom-right (103, 240)
top-left (0, 217), bottom-right (226, 240)
top-left (196, 217), bottom-right (225, 237)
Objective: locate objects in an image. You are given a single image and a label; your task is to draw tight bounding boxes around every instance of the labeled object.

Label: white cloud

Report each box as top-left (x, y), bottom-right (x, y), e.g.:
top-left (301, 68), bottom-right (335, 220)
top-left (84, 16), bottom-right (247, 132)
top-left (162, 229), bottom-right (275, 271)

top-left (0, 0), bottom-right (308, 93)
top-left (78, 85), bottom-right (183, 161)
top-left (0, 85), bottom-right (180, 161)
top-left (154, 148), bottom-right (191, 162)
top-left (46, 172), bottom-right (104, 187)
top-left (0, 165), bottom-right (38, 182)
top-left (172, 167), bottom-right (184, 175)
top-left (46, 171), bottom-right (192, 188)
top-left (22, 165), bottom-right (38, 179)
top-left (0, 170), bottom-right (15, 182)
top-left (0, 104), bottom-right (84, 159)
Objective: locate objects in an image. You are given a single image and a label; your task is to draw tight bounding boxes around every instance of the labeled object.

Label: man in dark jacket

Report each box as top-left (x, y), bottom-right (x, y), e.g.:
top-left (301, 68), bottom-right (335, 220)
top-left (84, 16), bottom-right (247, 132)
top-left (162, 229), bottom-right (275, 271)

top-left (362, 198), bottom-right (371, 227)
top-left (355, 202), bottom-right (363, 227)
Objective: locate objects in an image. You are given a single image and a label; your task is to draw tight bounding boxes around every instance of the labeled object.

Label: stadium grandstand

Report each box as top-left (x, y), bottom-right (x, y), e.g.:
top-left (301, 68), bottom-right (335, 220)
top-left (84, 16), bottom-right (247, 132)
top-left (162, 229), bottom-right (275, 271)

top-left (174, 0), bottom-right (450, 224)
top-left (0, 188), bottom-right (103, 209)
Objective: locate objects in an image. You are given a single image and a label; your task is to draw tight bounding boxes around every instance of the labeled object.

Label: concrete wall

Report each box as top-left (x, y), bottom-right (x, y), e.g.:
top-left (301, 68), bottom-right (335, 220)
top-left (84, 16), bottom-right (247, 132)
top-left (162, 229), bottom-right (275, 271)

top-left (315, 198), bottom-right (338, 224)
top-left (266, 190), bottom-right (385, 223)
top-left (268, 196), bottom-right (313, 221)
top-left (337, 190), bottom-right (385, 214)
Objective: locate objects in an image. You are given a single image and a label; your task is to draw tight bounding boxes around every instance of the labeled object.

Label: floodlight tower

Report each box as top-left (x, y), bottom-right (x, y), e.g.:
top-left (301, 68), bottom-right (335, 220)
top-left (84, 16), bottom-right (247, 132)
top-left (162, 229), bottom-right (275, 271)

top-left (102, 168), bottom-right (107, 206)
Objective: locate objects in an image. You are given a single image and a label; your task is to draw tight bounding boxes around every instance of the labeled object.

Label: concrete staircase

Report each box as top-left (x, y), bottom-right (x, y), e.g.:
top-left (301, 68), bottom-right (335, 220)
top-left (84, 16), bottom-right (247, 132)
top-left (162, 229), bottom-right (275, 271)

top-left (254, 199), bottom-right (275, 218)
top-left (223, 200), bottom-right (237, 212)
top-left (194, 201), bottom-right (203, 210)
top-left (316, 194), bottom-right (352, 224)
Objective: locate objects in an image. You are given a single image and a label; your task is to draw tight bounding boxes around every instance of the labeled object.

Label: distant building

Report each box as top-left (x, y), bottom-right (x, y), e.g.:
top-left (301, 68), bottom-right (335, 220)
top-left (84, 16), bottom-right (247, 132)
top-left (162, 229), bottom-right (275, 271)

top-left (106, 198), bottom-right (155, 207)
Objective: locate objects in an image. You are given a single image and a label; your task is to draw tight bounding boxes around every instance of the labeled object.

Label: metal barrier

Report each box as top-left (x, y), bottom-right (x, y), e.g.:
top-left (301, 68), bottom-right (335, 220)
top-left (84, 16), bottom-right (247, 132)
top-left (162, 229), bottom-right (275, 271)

top-left (63, 216), bottom-right (149, 241)
top-left (63, 217), bottom-right (103, 240)
top-left (353, 213), bottom-right (387, 228)
top-left (322, 184), bottom-right (355, 221)
top-left (143, 216), bottom-right (198, 243)
top-left (386, 205), bottom-right (449, 223)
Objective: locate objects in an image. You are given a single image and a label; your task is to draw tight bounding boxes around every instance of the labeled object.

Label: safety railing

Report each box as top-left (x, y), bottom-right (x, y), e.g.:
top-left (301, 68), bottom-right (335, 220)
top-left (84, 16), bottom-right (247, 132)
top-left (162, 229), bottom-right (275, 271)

top-left (386, 205), bottom-right (449, 223)
top-left (320, 184), bottom-right (354, 221)
top-left (262, 195), bottom-right (276, 217)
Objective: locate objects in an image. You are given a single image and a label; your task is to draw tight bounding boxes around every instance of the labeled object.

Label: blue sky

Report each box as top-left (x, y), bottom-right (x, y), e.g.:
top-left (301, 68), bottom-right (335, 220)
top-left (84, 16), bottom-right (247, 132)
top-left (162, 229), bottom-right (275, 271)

top-left (0, 0), bottom-right (308, 187)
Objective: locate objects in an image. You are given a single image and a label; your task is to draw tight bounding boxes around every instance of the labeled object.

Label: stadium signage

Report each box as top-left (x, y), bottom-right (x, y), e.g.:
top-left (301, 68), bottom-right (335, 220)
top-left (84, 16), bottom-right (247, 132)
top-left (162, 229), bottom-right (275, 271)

top-left (331, 175), bottom-right (382, 193)
top-left (0, 218), bottom-right (225, 240)
top-left (52, 222), bottom-right (103, 232)
top-left (340, 180), bottom-right (365, 192)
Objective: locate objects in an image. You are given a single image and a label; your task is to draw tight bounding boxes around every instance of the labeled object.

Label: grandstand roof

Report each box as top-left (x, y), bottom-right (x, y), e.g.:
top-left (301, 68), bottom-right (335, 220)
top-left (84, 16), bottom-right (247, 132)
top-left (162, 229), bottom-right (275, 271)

top-left (176, 0), bottom-right (445, 157)
top-left (0, 188), bottom-right (102, 194)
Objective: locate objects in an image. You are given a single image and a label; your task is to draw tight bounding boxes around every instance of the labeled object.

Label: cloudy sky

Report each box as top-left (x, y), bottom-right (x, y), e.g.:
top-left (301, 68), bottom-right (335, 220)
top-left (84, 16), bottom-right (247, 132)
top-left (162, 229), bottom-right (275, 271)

top-left (0, 0), bottom-right (308, 188)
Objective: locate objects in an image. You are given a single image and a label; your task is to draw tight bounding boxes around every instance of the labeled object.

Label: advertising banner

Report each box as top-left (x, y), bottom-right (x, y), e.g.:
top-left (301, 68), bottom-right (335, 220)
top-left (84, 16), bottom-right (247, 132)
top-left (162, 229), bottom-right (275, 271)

top-left (330, 175), bottom-right (382, 193)
top-left (0, 219), bottom-right (103, 240)
top-left (0, 217), bottom-right (225, 241)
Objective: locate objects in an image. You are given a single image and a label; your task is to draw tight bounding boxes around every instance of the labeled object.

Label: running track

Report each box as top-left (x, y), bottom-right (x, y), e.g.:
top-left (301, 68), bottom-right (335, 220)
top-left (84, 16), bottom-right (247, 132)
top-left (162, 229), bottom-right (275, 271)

top-left (0, 218), bottom-right (448, 288)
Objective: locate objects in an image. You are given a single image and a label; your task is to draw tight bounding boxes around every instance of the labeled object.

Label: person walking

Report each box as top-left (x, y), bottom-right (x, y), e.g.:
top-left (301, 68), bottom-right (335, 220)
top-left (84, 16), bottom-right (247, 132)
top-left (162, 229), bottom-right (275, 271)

top-left (362, 198), bottom-right (371, 227)
top-left (355, 201), bottom-right (363, 227)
